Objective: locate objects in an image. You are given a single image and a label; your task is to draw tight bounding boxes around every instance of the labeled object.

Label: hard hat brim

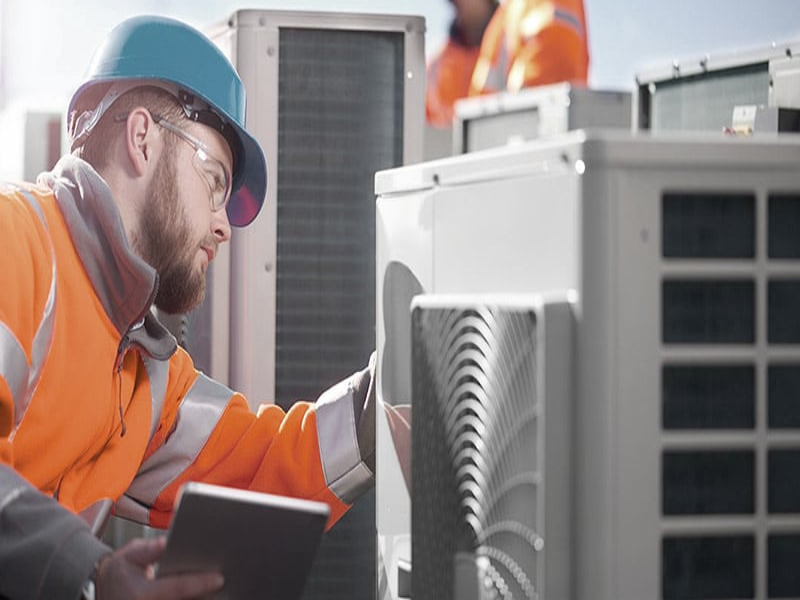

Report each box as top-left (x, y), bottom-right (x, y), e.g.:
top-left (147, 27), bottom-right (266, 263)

top-left (227, 125), bottom-right (267, 228)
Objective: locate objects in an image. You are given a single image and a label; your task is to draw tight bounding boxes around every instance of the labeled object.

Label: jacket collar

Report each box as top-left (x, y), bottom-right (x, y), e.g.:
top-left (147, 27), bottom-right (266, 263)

top-left (39, 156), bottom-right (177, 360)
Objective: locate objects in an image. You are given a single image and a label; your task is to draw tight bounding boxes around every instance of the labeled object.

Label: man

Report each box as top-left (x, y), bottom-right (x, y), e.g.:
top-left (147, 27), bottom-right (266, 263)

top-left (470, 0), bottom-right (589, 96)
top-left (425, 0), bottom-right (499, 128)
top-left (0, 15), bottom-right (375, 600)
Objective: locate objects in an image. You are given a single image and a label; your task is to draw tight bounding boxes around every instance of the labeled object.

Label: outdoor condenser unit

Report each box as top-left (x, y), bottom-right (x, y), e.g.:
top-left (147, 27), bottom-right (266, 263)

top-left (376, 129), bottom-right (800, 599)
top-left (453, 83), bottom-right (631, 154)
top-left (634, 39), bottom-right (800, 132)
top-left (201, 10), bottom-right (424, 403)
top-left (196, 10), bottom-right (425, 600)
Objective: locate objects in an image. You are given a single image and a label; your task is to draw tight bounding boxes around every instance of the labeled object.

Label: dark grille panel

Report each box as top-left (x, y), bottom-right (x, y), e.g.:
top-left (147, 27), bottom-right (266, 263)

top-left (276, 27), bottom-right (403, 407)
top-left (658, 187), bottom-right (800, 600)
top-left (412, 304), bottom-right (541, 600)
top-left (273, 26), bottom-right (405, 600)
top-left (768, 449), bottom-right (800, 514)
top-left (662, 364), bottom-right (755, 429)
top-left (768, 534), bottom-right (800, 598)
top-left (768, 193), bottom-right (800, 259)
top-left (662, 279), bottom-right (755, 344)
top-left (768, 279), bottom-right (800, 344)
top-left (768, 364), bottom-right (800, 428)
top-left (662, 450), bottom-right (754, 515)
top-left (662, 535), bottom-right (755, 600)
top-left (662, 192), bottom-right (755, 259)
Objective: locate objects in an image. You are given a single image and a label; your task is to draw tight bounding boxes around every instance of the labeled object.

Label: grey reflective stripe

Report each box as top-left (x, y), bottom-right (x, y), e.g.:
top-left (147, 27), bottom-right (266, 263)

top-left (485, 43), bottom-right (510, 91)
top-left (142, 356), bottom-right (169, 442)
top-left (113, 493), bottom-right (150, 525)
top-left (0, 324), bottom-right (28, 414)
top-left (316, 378), bottom-right (374, 504)
top-left (7, 190), bottom-right (58, 432)
top-left (121, 373), bottom-right (232, 517)
top-left (554, 7), bottom-right (584, 38)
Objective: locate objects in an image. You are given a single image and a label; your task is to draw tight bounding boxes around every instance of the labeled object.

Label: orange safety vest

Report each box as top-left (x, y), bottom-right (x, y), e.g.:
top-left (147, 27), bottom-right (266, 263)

top-left (0, 157), bottom-right (373, 597)
top-left (470, 0), bottom-right (589, 96)
top-left (426, 32), bottom-right (482, 127)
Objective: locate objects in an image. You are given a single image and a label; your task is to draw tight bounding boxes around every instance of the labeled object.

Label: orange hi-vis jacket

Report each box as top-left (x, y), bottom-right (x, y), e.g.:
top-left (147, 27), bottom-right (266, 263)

top-left (426, 15), bottom-right (489, 129)
top-left (0, 157), bottom-right (375, 599)
top-left (470, 0), bottom-right (589, 96)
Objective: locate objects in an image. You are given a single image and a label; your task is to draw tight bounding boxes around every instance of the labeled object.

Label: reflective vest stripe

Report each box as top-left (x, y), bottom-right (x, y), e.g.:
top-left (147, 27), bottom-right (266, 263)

top-left (315, 376), bottom-right (373, 504)
top-left (553, 7), bottom-right (584, 38)
top-left (0, 324), bottom-right (28, 412)
top-left (3, 189), bottom-right (58, 433)
top-left (117, 372), bottom-right (231, 523)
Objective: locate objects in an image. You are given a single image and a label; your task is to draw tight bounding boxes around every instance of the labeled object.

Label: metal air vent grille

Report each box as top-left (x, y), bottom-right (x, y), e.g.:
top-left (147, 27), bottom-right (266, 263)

top-left (275, 27), bottom-right (403, 407)
top-left (412, 303), bottom-right (542, 600)
top-left (660, 189), bottom-right (800, 600)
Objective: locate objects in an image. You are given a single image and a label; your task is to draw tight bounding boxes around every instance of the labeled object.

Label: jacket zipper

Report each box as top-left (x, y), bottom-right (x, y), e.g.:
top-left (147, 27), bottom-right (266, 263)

top-left (114, 335), bottom-right (130, 437)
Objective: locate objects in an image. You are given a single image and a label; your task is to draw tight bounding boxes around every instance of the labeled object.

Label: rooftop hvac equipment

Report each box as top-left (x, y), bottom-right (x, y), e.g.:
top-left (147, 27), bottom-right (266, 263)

top-left (199, 10), bottom-right (424, 402)
top-left (187, 10), bottom-right (424, 600)
top-left (453, 83), bottom-right (631, 154)
top-left (635, 39), bottom-right (800, 132)
top-left (375, 129), bottom-right (800, 600)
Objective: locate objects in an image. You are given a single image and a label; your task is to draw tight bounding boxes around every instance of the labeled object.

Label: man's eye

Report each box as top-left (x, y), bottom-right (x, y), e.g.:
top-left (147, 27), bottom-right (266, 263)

top-left (206, 171), bottom-right (223, 192)
top-left (213, 174), bottom-right (226, 194)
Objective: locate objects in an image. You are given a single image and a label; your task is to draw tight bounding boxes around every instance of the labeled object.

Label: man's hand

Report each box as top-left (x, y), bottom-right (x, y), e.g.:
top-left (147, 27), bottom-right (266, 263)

top-left (95, 537), bottom-right (224, 600)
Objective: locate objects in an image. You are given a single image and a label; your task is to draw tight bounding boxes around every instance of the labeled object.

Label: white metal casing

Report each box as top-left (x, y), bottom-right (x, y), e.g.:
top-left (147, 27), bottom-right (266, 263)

top-left (375, 129), bottom-right (800, 600)
top-left (453, 83), bottom-right (632, 154)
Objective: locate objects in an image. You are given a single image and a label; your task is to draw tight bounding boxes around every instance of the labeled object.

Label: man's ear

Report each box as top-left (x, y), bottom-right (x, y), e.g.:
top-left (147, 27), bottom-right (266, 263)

top-left (124, 107), bottom-right (158, 177)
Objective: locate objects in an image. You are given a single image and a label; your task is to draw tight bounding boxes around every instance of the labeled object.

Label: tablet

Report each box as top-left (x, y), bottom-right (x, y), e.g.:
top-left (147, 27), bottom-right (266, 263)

top-left (157, 482), bottom-right (330, 600)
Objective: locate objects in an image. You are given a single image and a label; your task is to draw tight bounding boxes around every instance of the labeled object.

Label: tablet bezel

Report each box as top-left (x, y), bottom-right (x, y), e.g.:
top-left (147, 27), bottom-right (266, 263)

top-left (157, 482), bottom-right (330, 600)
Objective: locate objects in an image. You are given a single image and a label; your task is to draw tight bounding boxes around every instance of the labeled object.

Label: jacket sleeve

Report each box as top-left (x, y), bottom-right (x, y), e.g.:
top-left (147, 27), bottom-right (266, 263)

top-left (0, 466), bottom-right (111, 600)
top-left (116, 349), bottom-right (376, 531)
top-left (0, 189), bottom-right (112, 600)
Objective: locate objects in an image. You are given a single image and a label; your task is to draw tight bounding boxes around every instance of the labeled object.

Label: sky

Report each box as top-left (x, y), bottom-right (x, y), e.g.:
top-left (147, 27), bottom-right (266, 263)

top-left (0, 0), bottom-right (798, 112)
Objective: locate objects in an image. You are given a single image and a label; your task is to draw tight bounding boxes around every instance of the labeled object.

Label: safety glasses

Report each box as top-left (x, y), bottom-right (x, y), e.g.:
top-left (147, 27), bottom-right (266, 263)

top-left (153, 116), bottom-right (233, 213)
top-left (114, 111), bottom-right (232, 213)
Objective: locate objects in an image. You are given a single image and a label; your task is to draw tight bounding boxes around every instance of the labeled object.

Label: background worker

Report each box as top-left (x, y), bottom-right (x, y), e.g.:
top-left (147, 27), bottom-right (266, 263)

top-left (426, 0), bottom-right (499, 127)
top-left (470, 0), bottom-right (590, 96)
top-left (0, 15), bottom-right (375, 600)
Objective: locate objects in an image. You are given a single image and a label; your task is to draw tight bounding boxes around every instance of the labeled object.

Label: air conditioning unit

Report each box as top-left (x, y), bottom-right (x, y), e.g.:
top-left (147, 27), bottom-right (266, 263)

top-left (184, 10), bottom-right (424, 600)
top-left (376, 129), bottom-right (800, 599)
top-left (635, 39), bottom-right (800, 132)
top-left (453, 83), bottom-right (631, 154)
top-left (195, 10), bottom-right (425, 403)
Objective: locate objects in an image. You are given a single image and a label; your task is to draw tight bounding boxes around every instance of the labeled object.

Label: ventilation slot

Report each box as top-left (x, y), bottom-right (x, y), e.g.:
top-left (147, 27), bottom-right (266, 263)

top-left (662, 192), bottom-right (755, 259)
top-left (662, 535), bottom-right (754, 600)
top-left (662, 364), bottom-right (754, 430)
top-left (662, 279), bottom-right (755, 344)
top-left (768, 193), bottom-right (800, 259)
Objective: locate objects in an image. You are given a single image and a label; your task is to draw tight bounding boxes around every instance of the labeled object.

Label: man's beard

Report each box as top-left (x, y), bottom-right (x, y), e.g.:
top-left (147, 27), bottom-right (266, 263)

top-left (134, 148), bottom-right (209, 315)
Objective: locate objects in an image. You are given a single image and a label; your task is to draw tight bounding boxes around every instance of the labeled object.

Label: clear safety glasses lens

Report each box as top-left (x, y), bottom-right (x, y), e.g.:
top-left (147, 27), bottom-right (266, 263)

top-left (155, 118), bottom-right (232, 212)
top-left (191, 148), bottom-right (232, 212)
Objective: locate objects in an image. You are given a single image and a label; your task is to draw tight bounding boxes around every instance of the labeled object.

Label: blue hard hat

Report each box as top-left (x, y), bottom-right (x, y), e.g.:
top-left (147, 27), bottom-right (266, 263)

top-left (68, 15), bottom-right (267, 227)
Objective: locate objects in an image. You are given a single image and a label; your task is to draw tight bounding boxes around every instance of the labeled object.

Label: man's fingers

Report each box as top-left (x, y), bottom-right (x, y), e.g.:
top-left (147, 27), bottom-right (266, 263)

top-left (118, 537), bottom-right (167, 568)
top-left (151, 572), bottom-right (225, 598)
